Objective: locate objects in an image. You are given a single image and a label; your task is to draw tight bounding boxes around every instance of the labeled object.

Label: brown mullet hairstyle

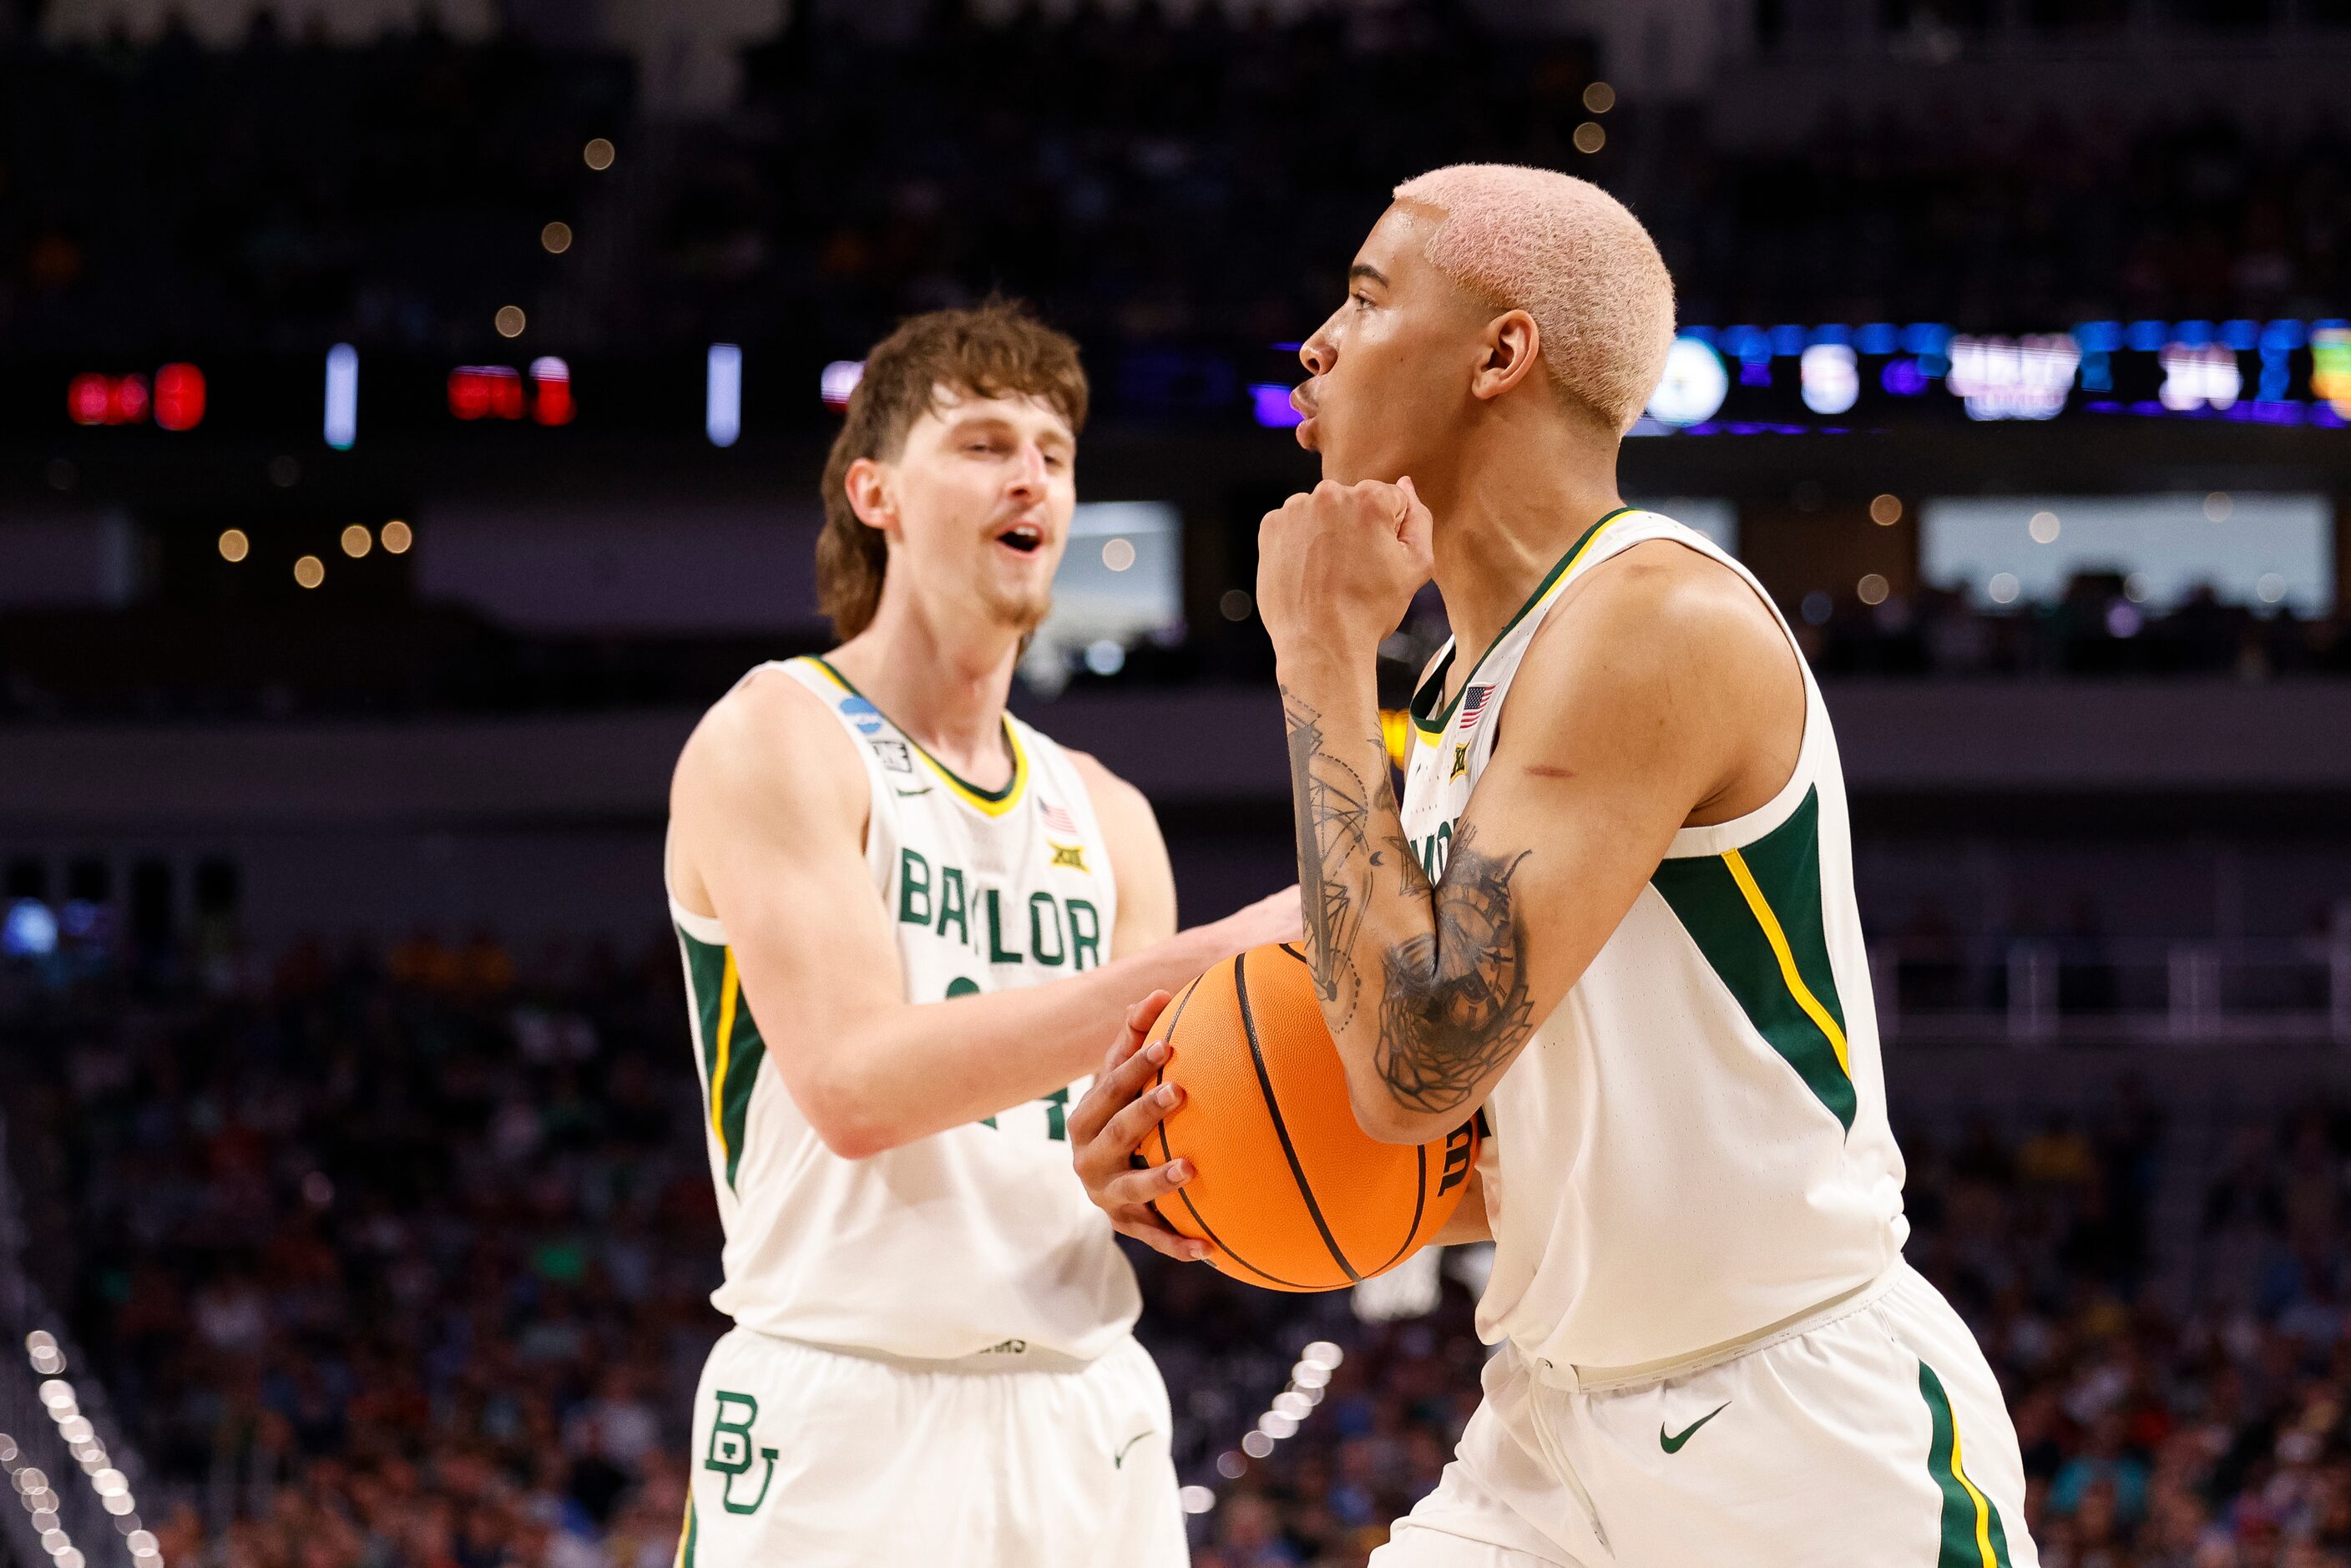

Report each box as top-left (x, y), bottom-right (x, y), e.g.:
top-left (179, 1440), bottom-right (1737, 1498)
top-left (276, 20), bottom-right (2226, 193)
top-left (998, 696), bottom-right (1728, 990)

top-left (817, 300), bottom-right (1090, 640)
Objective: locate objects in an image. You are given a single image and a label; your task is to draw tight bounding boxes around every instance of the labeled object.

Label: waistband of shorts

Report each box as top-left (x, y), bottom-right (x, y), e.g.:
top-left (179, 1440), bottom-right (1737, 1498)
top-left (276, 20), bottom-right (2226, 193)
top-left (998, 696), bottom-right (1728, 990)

top-left (1524, 1262), bottom-right (1905, 1395)
top-left (745, 1327), bottom-right (1104, 1376)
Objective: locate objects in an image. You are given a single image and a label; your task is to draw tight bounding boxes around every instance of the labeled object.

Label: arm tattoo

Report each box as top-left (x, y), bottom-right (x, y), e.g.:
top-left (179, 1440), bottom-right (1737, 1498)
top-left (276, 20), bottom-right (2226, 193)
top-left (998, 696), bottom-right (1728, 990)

top-left (1282, 686), bottom-right (1371, 1029)
top-left (1375, 822), bottom-right (1535, 1115)
top-left (1283, 685), bottom-right (1526, 1117)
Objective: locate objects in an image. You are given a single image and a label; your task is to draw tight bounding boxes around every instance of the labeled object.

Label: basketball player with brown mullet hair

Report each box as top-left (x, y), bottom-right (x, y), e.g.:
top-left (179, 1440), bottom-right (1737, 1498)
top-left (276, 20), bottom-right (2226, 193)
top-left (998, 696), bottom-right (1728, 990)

top-left (1074, 170), bottom-right (2040, 1566)
top-left (665, 301), bottom-right (1295, 1567)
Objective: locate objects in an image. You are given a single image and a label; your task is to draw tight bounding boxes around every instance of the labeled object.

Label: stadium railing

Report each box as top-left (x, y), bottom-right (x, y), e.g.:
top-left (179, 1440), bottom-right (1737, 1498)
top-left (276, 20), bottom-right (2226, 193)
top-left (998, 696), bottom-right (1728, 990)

top-left (0, 1118), bottom-right (154, 1568)
top-left (1872, 937), bottom-right (2351, 1047)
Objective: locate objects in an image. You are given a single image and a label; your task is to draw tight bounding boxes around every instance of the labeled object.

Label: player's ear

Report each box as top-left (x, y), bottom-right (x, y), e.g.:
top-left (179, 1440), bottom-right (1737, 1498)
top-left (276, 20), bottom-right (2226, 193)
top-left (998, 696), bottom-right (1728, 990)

top-left (843, 456), bottom-right (897, 534)
top-left (1469, 309), bottom-right (1543, 403)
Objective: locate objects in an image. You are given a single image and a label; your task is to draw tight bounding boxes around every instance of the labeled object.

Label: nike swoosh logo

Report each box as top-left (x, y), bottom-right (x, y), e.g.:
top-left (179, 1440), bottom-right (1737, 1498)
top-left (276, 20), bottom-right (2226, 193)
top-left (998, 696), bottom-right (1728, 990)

top-left (1660, 1403), bottom-right (1729, 1454)
top-left (1113, 1431), bottom-right (1153, 1467)
top-left (893, 787), bottom-right (933, 797)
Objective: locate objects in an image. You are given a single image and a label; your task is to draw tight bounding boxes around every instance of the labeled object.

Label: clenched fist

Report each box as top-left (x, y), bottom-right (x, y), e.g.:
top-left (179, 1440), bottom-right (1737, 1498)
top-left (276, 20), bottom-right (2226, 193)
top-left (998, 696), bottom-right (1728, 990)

top-left (1255, 476), bottom-right (1435, 659)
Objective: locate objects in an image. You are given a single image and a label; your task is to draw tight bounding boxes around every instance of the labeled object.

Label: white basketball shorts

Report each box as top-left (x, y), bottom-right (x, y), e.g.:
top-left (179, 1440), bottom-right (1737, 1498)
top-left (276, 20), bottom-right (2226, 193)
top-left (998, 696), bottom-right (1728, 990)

top-left (677, 1326), bottom-right (1187, 1568)
top-left (1373, 1262), bottom-right (2039, 1568)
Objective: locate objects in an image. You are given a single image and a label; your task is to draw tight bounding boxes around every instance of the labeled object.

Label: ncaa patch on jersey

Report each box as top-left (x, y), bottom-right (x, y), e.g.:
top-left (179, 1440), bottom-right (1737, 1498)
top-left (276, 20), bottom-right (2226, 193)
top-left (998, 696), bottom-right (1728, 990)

top-left (838, 695), bottom-right (886, 736)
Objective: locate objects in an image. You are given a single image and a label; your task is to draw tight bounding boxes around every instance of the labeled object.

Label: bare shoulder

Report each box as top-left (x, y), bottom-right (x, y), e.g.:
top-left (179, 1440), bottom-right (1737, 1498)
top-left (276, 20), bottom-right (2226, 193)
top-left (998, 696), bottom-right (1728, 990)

top-left (672, 664), bottom-right (867, 825)
top-left (1499, 539), bottom-right (1801, 805)
top-left (1541, 539), bottom-right (1792, 691)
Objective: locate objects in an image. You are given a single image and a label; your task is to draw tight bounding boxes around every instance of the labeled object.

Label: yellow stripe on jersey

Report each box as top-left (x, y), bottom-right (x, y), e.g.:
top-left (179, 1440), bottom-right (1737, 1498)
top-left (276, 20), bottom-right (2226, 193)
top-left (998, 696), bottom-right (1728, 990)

top-left (1537, 508), bottom-right (1636, 608)
top-left (710, 947), bottom-right (741, 1166)
top-left (1721, 847), bottom-right (1851, 1076)
top-left (796, 655), bottom-right (1030, 817)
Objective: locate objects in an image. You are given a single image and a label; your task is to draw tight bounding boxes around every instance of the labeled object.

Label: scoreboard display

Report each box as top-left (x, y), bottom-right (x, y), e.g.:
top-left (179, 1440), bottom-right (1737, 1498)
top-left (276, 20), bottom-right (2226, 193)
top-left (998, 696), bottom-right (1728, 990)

top-left (13, 320), bottom-right (2351, 451)
top-left (1635, 318), bottom-right (2351, 435)
top-left (8, 352), bottom-right (722, 448)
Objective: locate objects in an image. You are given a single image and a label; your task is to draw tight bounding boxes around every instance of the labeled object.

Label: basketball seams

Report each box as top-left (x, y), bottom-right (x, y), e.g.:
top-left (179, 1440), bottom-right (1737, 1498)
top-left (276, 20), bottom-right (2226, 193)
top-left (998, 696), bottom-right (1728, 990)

top-left (1234, 950), bottom-right (1363, 1283)
top-left (1367, 1141), bottom-right (1431, 1277)
top-left (1149, 969), bottom-right (1323, 1292)
top-left (1277, 936), bottom-right (1450, 1277)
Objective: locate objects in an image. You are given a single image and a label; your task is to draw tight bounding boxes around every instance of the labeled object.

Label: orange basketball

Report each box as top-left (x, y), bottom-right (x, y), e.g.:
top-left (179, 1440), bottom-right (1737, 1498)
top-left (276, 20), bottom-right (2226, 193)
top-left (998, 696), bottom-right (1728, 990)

top-left (1144, 942), bottom-right (1481, 1292)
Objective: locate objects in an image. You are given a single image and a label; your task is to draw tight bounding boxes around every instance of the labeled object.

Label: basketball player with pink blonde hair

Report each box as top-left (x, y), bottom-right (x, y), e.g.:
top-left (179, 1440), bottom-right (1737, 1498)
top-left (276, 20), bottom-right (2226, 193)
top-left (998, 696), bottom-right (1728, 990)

top-left (1074, 166), bottom-right (2036, 1566)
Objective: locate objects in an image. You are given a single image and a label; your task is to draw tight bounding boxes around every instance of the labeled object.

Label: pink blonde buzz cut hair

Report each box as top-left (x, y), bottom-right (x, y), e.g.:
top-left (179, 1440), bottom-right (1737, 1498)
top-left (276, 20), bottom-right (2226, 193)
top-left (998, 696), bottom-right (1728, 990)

top-left (1392, 164), bottom-right (1675, 434)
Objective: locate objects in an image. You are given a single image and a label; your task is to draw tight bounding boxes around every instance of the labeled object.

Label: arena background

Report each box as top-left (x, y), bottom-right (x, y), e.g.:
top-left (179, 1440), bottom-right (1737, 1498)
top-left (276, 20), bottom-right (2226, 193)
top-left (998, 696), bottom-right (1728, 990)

top-left (5, 0), bottom-right (2351, 1562)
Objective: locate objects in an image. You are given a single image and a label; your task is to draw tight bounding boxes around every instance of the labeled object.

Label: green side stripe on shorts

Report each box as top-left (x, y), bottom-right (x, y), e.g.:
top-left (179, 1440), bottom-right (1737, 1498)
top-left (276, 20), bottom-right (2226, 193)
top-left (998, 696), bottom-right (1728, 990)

top-left (1650, 787), bottom-right (1857, 1131)
top-left (674, 1493), bottom-right (696, 1568)
top-left (1919, 1361), bottom-right (2014, 1568)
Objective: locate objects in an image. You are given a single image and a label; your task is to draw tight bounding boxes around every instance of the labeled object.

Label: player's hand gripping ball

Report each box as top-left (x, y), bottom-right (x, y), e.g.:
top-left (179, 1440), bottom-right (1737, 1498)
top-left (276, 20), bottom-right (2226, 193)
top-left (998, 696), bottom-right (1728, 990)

top-left (1143, 943), bottom-right (1480, 1292)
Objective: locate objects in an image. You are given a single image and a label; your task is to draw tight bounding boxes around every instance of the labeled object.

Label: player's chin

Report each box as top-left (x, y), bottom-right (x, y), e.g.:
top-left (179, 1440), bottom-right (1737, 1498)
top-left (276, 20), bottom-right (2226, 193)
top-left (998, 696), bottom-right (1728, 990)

top-left (983, 582), bottom-right (1053, 636)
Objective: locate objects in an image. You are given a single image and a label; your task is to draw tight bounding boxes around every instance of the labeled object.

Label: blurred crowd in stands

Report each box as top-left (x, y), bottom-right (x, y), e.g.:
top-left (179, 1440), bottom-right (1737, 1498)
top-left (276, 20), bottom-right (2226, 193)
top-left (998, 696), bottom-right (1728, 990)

top-left (5, 4), bottom-right (2348, 367)
top-left (13, 933), bottom-right (2351, 1565)
top-left (4, 935), bottom-right (714, 1567)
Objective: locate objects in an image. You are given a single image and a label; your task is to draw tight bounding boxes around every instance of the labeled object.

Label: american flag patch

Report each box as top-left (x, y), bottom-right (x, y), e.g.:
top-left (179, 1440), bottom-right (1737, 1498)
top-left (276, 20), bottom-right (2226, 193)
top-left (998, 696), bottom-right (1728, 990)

top-left (1040, 801), bottom-right (1078, 835)
top-left (1459, 685), bottom-right (1494, 730)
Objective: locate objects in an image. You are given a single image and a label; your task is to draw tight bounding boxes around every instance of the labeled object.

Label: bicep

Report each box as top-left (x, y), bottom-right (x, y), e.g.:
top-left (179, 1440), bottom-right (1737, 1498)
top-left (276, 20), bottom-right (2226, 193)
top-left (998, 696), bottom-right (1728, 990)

top-left (1445, 569), bottom-right (1768, 1040)
top-left (1454, 751), bottom-right (1687, 1028)
top-left (675, 698), bottom-right (910, 1097)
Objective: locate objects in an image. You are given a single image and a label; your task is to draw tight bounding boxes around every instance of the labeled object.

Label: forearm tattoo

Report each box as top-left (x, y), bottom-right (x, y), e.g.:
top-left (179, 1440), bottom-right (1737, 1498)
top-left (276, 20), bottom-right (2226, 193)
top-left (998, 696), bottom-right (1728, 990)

top-left (1283, 688), bottom-right (1529, 1114)
top-left (1282, 687), bottom-right (1373, 1031)
top-left (1375, 822), bottom-right (1534, 1115)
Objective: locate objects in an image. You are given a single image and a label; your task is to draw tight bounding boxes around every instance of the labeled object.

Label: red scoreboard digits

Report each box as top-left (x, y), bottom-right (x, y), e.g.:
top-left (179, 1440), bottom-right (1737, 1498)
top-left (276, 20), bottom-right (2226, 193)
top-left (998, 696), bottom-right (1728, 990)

top-left (447, 358), bottom-right (574, 425)
top-left (68, 364), bottom-right (205, 429)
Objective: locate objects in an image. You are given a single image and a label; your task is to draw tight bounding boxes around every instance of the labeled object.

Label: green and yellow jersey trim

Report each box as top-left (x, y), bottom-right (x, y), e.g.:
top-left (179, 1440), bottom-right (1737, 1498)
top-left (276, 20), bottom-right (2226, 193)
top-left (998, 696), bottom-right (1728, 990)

top-left (710, 947), bottom-right (741, 1159)
top-left (1408, 506), bottom-right (1639, 744)
top-left (1721, 846), bottom-right (1851, 1077)
top-left (674, 1493), bottom-right (697, 1568)
top-left (682, 928), bottom-right (766, 1190)
top-left (799, 655), bottom-right (1029, 817)
top-left (1649, 787), bottom-right (1857, 1130)
top-left (1919, 1361), bottom-right (2015, 1568)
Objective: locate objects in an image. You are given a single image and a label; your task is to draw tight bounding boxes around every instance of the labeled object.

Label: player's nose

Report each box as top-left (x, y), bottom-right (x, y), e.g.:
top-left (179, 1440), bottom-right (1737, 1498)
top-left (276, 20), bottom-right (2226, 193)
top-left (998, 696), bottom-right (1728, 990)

top-left (1299, 331), bottom-right (1334, 377)
top-left (1005, 442), bottom-right (1050, 499)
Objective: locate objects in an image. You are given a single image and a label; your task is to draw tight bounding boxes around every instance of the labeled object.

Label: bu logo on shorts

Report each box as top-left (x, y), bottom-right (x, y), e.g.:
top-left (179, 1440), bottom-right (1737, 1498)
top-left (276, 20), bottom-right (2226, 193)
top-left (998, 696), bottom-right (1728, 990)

top-left (705, 1390), bottom-right (779, 1514)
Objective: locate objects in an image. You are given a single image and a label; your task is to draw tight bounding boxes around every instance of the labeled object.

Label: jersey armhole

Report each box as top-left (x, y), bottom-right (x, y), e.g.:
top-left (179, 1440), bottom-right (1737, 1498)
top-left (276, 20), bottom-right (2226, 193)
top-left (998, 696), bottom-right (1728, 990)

top-left (1614, 536), bottom-right (1818, 857)
top-left (1497, 530), bottom-right (1818, 858)
top-left (665, 662), bottom-right (882, 932)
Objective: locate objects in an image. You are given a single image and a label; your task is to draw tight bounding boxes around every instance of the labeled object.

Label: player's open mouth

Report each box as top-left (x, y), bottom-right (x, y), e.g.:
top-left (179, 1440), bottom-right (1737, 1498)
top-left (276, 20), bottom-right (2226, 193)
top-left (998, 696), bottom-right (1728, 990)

top-left (996, 523), bottom-right (1045, 554)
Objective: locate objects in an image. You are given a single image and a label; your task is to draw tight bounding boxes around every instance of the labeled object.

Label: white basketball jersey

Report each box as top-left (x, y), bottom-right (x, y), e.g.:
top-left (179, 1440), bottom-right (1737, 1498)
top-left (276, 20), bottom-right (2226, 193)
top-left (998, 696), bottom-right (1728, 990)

top-left (1400, 508), bottom-right (1908, 1372)
top-left (666, 655), bottom-right (1138, 1363)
